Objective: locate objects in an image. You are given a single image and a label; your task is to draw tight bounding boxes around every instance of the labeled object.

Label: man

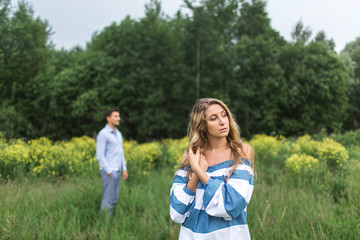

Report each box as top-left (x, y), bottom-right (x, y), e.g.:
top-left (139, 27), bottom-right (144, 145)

top-left (96, 109), bottom-right (128, 215)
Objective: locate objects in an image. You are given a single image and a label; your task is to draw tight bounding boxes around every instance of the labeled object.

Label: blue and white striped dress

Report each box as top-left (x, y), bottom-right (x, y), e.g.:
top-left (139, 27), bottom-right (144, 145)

top-left (169, 159), bottom-right (255, 240)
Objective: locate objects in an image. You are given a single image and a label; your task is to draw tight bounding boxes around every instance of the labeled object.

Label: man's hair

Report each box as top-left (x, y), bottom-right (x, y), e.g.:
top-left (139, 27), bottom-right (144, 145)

top-left (104, 109), bottom-right (119, 121)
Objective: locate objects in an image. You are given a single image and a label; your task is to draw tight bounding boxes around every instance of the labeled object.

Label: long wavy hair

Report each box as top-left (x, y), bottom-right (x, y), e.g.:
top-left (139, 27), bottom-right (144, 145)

top-left (181, 98), bottom-right (255, 180)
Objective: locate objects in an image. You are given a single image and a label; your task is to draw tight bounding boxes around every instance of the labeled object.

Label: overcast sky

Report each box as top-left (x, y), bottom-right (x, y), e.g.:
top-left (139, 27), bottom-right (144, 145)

top-left (9, 0), bottom-right (360, 53)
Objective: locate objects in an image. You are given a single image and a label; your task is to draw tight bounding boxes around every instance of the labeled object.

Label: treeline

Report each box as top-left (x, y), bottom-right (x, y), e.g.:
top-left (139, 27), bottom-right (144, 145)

top-left (0, 0), bottom-right (359, 141)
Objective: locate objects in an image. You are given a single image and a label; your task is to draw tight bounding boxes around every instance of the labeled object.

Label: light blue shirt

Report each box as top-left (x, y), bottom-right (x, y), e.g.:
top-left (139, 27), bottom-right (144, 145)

top-left (96, 124), bottom-right (127, 174)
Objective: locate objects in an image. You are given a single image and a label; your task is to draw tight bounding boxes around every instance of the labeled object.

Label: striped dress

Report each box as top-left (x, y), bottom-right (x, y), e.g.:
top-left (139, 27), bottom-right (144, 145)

top-left (169, 159), bottom-right (255, 240)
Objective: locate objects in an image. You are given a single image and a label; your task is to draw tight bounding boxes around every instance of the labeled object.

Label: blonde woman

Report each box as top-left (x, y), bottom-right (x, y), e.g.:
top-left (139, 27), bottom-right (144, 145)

top-left (169, 98), bottom-right (255, 239)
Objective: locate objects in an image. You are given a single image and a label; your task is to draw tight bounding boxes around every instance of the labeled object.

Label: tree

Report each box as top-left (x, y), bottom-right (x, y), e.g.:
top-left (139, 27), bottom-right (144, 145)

top-left (230, 0), bottom-right (285, 137)
top-left (340, 37), bottom-right (360, 130)
top-left (48, 50), bottom-right (115, 139)
top-left (278, 42), bottom-right (348, 135)
top-left (314, 30), bottom-right (335, 51)
top-left (291, 20), bottom-right (312, 44)
top-left (88, 0), bottom-right (192, 141)
top-left (0, 1), bottom-right (52, 138)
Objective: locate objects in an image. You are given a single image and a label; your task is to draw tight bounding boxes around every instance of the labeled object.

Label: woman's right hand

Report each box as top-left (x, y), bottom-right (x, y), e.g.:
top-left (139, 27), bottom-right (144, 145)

top-left (199, 153), bottom-right (208, 172)
top-left (188, 148), bottom-right (208, 172)
top-left (188, 148), bottom-right (210, 185)
top-left (188, 148), bottom-right (200, 169)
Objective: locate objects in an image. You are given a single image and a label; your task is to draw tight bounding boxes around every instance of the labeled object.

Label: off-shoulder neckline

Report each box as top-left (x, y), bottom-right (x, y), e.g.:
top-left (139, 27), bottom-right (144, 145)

top-left (207, 158), bottom-right (251, 168)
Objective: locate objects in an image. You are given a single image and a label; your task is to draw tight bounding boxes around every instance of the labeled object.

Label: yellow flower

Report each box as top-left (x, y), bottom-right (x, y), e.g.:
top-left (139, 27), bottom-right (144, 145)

top-left (285, 153), bottom-right (319, 174)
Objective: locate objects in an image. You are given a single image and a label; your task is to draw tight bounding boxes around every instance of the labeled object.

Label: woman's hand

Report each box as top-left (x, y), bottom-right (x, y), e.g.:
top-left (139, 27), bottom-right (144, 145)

top-left (187, 148), bottom-right (210, 187)
top-left (188, 148), bottom-right (209, 172)
top-left (188, 148), bottom-right (200, 169)
top-left (199, 153), bottom-right (209, 172)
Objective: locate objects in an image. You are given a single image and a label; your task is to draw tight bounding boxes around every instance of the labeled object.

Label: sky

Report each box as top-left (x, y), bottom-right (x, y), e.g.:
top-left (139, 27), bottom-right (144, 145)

top-left (9, 0), bottom-right (360, 53)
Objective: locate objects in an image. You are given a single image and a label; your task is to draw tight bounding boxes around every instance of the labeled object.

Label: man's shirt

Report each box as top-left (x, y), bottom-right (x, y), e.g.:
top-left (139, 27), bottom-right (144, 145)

top-left (96, 124), bottom-right (127, 174)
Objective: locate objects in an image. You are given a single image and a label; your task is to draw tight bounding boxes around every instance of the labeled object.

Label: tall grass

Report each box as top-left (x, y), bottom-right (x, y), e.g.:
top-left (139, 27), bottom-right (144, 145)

top-left (249, 165), bottom-right (359, 240)
top-left (0, 168), bottom-right (178, 240)
top-left (1, 164), bottom-right (359, 239)
top-left (1, 133), bottom-right (359, 239)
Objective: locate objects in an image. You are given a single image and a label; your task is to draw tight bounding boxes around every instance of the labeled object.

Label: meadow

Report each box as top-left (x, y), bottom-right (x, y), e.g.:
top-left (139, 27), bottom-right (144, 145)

top-left (0, 132), bottom-right (359, 239)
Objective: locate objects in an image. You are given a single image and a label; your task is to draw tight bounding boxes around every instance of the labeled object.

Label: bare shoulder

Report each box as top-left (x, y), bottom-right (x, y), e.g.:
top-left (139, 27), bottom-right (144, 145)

top-left (237, 143), bottom-right (253, 160)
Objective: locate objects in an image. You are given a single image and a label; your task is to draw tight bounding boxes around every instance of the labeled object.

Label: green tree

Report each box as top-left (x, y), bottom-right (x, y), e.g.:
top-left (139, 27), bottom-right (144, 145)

top-left (291, 20), bottom-right (312, 44)
top-left (230, 0), bottom-right (285, 137)
top-left (48, 50), bottom-right (114, 139)
top-left (88, 0), bottom-right (192, 141)
top-left (340, 37), bottom-right (360, 130)
top-left (278, 42), bottom-right (348, 135)
top-left (313, 30), bottom-right (335, 51)
top-left (0, 0), bottom-right (51, 138)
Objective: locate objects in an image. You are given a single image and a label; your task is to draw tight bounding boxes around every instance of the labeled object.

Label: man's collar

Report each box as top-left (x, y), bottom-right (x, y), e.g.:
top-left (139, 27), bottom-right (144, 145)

top-left (105, 124), bottom-right (117, 133)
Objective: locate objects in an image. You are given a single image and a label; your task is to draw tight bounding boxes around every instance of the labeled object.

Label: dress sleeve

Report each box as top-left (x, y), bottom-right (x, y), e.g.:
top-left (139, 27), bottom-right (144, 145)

top-left (203, 163), bottom-right (255, 220)
top-left (169, 168), bottom-right (196, 223)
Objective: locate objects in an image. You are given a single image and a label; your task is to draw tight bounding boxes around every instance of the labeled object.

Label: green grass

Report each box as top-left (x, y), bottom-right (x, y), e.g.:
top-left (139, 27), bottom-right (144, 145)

top-left (249, 165), bottom-right (360, 240)
top-left (1, 165), bottom-right (359, 239)
top-left (0, 169), bottom-right (178, 240)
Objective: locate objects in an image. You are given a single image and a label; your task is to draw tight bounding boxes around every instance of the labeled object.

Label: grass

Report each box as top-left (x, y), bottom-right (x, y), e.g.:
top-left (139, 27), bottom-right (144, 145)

top-left (1, 165), bottom-right (359, 239)
top-left (249, 165), bottom-right (360, 240)
top-left (0, 168), bottom-right (178, 240)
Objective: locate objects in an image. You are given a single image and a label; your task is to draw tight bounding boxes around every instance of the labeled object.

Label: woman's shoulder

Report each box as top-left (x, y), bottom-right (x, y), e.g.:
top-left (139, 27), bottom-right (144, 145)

top-left (237, 142), bottom-right (253, 160)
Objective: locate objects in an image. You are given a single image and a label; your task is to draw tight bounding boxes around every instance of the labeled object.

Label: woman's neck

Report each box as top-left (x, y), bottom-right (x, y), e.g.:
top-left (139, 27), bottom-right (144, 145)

top-left (206, 137), bottom-right (228, 152)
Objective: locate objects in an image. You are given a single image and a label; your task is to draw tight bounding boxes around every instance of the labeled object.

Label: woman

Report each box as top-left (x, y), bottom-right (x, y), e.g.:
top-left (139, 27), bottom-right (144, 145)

top-left (169, 98), bottom-right (255, 239)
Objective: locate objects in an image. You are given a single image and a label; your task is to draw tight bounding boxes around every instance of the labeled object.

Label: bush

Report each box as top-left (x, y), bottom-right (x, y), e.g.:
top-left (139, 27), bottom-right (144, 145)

top-left (329, 129), bottom-right (360, 147)
top-left (319, 138), bottom-right (349, 170)
top-left (125, 142), bottom-right (162, 178)
top-left (292, 135), bottom-right (320, 157)
top-left (249, 134), bottom-right (286, 167)
top-left (285, 153), bottom-right (320, 175)
top-left (0, 139), bottom-right (29, 179)
top-left (161, 137), bottom-right (188, 169)
top-left (0, 136), bottom-right (98, 179)
top-left (35, 137), bottom-right (97, 177)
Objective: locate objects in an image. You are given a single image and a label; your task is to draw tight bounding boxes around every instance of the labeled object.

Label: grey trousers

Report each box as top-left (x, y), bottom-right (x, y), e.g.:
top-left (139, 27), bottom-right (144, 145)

top-left (100, 170), bottom-right (121, 215)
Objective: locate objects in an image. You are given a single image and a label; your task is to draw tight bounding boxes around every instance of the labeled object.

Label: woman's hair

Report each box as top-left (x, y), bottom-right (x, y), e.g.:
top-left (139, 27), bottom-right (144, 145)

top-left (181, 98), bottom-right (255, 180)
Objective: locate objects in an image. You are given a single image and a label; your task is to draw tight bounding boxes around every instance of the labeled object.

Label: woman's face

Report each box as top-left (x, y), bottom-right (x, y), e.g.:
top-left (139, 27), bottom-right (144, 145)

top-left (205, 104), bottom-right (229, 139)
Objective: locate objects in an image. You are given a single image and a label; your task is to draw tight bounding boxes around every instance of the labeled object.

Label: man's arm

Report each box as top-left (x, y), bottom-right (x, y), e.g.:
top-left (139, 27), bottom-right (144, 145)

top-left (120, 132), bottom-right (128, 179)
top-left (96, 132), bottom-right (112, 175)
top-left (121, 150), bottom-right (128, 179)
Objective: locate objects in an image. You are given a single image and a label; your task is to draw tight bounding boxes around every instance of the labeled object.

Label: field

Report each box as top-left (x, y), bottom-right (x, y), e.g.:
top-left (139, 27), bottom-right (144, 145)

top-left (1, 133), bottom-right (359, 239)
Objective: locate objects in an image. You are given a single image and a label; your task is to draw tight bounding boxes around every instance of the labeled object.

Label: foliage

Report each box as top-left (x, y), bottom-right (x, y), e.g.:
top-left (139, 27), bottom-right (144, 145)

top-left (1, 149), bottom-right (360, 239)
top-left (328, 129), bottom-right (360, 147)
top-left (0, 168), bottom-right (176, 239)
top-left (285, 153), bottom-right (319, 174)
top-left (0, 136), bottom-right (98, 179)
top-left (345, 159), bottom-right (360, 209)
top-left (277, 41), bottom-right (348, 135)
top-left (291, 20), bottom-right (312, 43)
top-left (88, 4), bottom-right (192, 141)
top-left (161, 137), bottom-right (188, 169)
top-left (340, 37), bottom-right (360, 130)
top-left (291, 134), bottom-right (320, 157)
top-left (125, 141), bottom-right (162, 177)
top-left (0, 0), bottom-right (356, 141)
top-left (0, 138), bottom-right (29, 179)
top-left (0, 0), bottom-right (52, 138)
top-left (1, 132), bottom-right (359, 238)
top-left (318, 138), bottom-right (349, 170)
top-left (249, 134), bottom-right (286, 167)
